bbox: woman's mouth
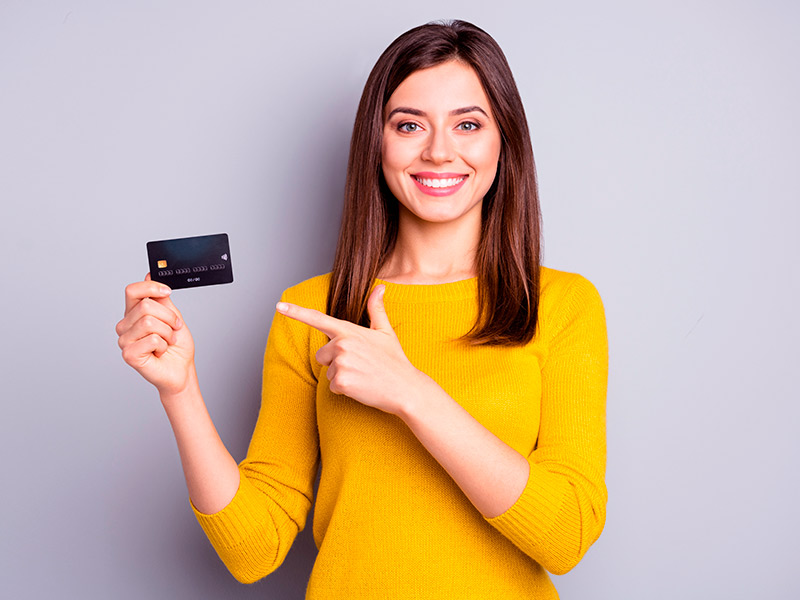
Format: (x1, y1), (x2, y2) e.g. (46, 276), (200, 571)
(411, 173), (468, 196)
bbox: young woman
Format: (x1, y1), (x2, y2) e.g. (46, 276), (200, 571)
(116, 20), (608, 599)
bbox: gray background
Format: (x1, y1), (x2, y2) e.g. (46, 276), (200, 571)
(1, 1), (798, 598)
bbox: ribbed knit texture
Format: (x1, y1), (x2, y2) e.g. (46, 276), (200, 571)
(192, 267), (608, 598)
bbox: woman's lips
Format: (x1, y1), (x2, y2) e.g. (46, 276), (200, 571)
(411, 172), (468, 196)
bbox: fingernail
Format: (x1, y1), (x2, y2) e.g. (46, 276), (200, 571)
(175, 317), (182, 328)
(161, 286), (172, 295)
(276, 302), (289, 313)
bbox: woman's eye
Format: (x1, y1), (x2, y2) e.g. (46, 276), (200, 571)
(398, 122), (420, 133)
(457, 121), (481, 132)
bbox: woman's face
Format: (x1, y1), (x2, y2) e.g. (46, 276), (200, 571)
(381, 61), (502, 229)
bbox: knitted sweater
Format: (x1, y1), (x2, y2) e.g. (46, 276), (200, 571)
(193, 267), (608, 599)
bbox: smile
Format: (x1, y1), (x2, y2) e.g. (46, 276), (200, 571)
(413, 176), (465, 188)
(411, 173), (468, 196)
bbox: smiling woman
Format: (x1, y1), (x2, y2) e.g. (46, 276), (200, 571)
(116, 19), (608, 600)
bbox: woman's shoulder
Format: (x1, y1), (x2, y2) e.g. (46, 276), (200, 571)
(280, 272), (332, 311)
(539, 266), (604, 321)
(536, 266), (607, 362)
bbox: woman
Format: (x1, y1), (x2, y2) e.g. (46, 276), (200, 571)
(116, 20), (608, 599)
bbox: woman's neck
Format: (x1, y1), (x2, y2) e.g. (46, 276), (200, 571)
(379, 212), (480, 285)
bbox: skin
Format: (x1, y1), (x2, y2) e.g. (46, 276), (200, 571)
(117, 61), (529, 518)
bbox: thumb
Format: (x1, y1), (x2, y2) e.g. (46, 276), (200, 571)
(367, 284), (393, 332)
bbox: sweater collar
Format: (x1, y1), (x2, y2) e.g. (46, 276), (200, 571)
(373, 277), (478, 303)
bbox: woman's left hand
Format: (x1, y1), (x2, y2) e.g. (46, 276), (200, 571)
(276, 285), (428, 415)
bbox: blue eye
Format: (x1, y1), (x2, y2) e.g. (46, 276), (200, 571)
(398, 122), (420, 133)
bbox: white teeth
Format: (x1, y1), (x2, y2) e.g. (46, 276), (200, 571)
(415, 176), (465, 188)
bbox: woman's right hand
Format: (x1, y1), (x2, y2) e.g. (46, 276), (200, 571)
(116, 275), (196, 397)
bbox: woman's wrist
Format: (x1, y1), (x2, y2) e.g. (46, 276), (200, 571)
(159, 366), (201, 411)
(394, 369), (441, 425)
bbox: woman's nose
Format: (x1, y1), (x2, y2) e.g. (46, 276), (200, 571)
(421, 128), (456, 164)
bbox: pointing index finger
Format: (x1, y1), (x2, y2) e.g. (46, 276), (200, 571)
(276, 302), (351, 339)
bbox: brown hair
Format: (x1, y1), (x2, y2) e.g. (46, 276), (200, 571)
(327, 20), (542, 346)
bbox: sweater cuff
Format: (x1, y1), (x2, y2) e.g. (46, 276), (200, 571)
(190, 473), (274, 550)
(484, 458), (570, 553)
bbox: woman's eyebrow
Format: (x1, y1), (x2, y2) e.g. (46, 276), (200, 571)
(386, 107), (425, 119)
(386, 105), (489, 120)
(450, 105), (488, 117)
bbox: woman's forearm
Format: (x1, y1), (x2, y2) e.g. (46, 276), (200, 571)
(397, 374), (530, 519)
(160, 368), (241, 515)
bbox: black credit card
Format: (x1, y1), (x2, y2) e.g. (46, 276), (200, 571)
(147, 233), (234, 290)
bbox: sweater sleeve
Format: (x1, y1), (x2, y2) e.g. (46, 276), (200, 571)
(191, 285), (321, 584)
(485, 274), (608, 575)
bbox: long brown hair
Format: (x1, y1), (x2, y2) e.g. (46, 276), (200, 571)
(327, 20), (542, 346)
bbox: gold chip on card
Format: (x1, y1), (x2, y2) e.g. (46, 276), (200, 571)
(157, 260), (168, 268)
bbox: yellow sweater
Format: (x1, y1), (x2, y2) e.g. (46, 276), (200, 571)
(193, 267), (608, 598)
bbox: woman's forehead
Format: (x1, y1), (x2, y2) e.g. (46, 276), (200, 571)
(384, 61), (492, 118)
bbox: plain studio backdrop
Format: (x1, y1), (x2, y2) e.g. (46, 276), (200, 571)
(1, 1), (798, 598)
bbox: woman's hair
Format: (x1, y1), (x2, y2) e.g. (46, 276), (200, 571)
(327, 20), (542, 346)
